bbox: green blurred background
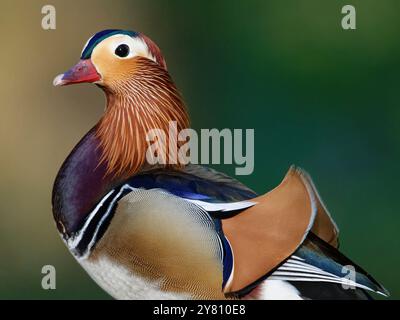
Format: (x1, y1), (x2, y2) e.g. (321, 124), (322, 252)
(0, 0), (399, 299)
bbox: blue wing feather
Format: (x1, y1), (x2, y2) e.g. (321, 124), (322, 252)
(270, 233), (389, 296)
(127, 165), (258, 203)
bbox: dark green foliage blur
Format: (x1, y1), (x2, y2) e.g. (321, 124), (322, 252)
(0, 0), (398, 299)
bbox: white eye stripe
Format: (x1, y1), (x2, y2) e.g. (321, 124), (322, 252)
(105, 35), (157, 62)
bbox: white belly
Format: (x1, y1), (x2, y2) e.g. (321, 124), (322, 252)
(79, 255), (191, 300)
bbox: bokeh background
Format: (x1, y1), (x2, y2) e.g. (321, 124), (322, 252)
(0, 0), (399, 299)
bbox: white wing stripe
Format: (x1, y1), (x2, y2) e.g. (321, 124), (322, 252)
(283, 260), (330, 273)
(267, 276), (373, 293)
(188, 199), (256, 212)
(278, 266), (340, 278)
(271, 271), (343, 280)
(290, 256), (305, 261)
(270, 257), (380, 293)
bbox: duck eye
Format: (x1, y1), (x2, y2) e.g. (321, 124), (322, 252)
(115, 44), (130, 58)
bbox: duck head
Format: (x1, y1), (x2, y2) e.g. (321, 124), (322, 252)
(53, 29), (167, 88)
(54, 29), (189, 178)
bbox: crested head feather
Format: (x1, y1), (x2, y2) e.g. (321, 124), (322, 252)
(81, 29), (167, 69)
(81, 29), (139, 59)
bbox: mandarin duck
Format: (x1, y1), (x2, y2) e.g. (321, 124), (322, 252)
(52, 29), (388, 300)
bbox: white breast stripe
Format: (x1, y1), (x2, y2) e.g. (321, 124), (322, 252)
(69, 184), (136, 257)
(67, 189), (115, 248)
(83, 184), (136, 258)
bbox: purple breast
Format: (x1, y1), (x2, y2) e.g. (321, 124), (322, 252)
(52, 127), (121, 238)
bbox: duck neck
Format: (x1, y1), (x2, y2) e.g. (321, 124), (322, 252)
(96, 60), (190, 178)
